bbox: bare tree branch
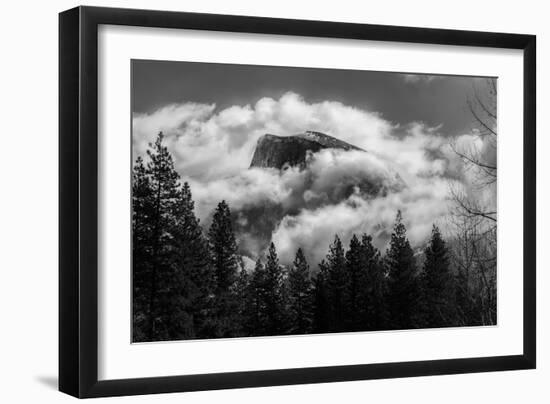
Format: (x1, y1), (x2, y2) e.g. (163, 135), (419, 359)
(467, 100), (498, 137)
(474, 89), (497, 121)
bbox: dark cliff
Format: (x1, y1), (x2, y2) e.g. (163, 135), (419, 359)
(249, 131), (364, 169)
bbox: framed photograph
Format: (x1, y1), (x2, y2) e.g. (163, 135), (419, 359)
(59, 6), (536, 398)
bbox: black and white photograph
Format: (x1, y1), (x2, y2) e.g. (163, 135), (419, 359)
(0, 0), (544, 401)
(131, 60), (497, 342)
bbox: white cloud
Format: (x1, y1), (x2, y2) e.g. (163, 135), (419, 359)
(132, 92), (397, 181)
(133, 92), (492, 266)
(271, 171), (456, 265)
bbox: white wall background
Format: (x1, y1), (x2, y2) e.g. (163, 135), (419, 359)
(0, 0), (546, 402)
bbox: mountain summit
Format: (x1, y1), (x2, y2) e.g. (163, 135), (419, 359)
(249, 131), (364, 169)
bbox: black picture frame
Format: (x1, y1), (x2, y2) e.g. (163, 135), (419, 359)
(59, 5), (536, 398)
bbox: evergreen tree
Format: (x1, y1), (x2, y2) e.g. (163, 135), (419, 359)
(209, 201), (239, 291)
(131, 134), (474, 340)
(132, 156), (153, 341)
(243, 259), (268, 336)
(312, 260), (330, 333)
(422, 225), (455, 327)
(138, 133), (183, 341)
(385, 211), (421, 329)
(234, 266), (250, 336)
(287, 248), (313, 334)
(172, 182), (215, 339)
(208, 200), (240, 337)
(263, 242), (285, 334)
(326, 235), (346, 331)
(361, 234), (388, 330)
(344, 235), (364, 331)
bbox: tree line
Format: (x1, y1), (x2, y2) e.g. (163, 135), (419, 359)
(133, 133), (496, 342)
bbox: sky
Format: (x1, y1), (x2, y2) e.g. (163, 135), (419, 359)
(133, 60), (492, 138)
(131, 60), (496, 268)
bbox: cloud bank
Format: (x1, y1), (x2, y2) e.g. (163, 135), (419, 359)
(133, 92), (492, 267)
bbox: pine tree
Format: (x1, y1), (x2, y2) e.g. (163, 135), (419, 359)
(385, 211), (421, 330)
(287, 248), (313, 334)
(243, 259), (268, 336)
(326, 235), (346, 331)
(361, 234), (387, 330)
(234, 266), (250, 337)
(132, 156), (153, 341)
(209, 201), (239, 292)
(263, 242), (285, 335)
(172, 182), (215, 339)
(344, 235), (364, 331)
(422, 225), (455, 327)
(312, 260), (330, 333)
(139, 132), (183, 341)
(208, 200), (240, 337)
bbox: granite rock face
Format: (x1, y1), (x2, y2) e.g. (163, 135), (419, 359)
(249, 131), (363, 169)
(239, 130), (405, 263)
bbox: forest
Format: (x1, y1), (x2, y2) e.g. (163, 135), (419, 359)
(132, 132), (497, 342)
